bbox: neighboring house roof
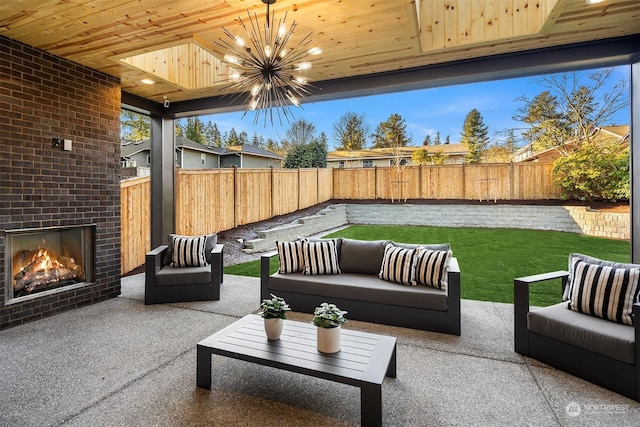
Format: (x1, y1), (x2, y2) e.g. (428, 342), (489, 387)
(224, 144), (283, 160)
(120, 139), (151, 158)
(513, 125), (629, 163)
(327, 144), (469, 160)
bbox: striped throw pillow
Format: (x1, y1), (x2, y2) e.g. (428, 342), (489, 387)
(566, 259), (640, 325)
(415, 249), (452, 290)
(378, 243), (418, 285)
(171, 235), (207, 267)
(277, 240), (305, 274)
(302, 240), (341, 275)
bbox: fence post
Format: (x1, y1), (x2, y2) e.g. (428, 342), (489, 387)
(233, 166), (238, 228)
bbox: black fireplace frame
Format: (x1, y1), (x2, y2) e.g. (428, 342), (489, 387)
(4, 224), (97, 305)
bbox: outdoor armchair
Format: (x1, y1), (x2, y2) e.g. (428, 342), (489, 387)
(145, 234), (223, 304)
(514, 254), (639, 402)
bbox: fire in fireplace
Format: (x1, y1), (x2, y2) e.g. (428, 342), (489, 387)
(5, 225), (96, 303)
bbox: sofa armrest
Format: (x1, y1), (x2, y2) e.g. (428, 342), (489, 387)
(513, 270), (568, 355)
(210, 244), (224, 287)
(260, 250), (279, 302)
(145, 245), (168, 302)
(447, 257), (461, 335)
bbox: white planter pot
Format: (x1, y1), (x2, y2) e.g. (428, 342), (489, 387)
(264, 318), (283, 340)
(317, 325), (341, 353)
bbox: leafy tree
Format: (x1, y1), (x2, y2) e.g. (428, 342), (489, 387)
(514, 90), (571, 152)
(120, 109), (150, 142)
(412, 148), (431, 165)
(514, 69), (628, 152)
(422, 134), (431, 146)
(286, 119), (317, 146)
(460, 109), (489, 163)
(283, 141), (327, 168)
(333, 112), (369, 150)
(553, 140), (629, 201)
(433, 131), (441, 145)
(371, 113), (411, 148)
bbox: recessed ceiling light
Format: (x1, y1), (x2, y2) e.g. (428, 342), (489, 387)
(585, 0), (606, 4)
(141, 78), (155, 85)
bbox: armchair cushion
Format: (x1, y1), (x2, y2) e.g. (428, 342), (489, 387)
(155, 265), (211, 286)
(565, 259), (640, 325)
(528, 302), (635, 364)
(170, 235), (207, 267)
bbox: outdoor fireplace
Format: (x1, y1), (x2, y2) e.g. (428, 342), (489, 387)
(4, 225), (96, 304)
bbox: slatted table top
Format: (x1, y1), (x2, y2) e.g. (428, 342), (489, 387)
(197, 314), (397, 386)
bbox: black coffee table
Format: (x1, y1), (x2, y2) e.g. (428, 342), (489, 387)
(197, 314), (397, 426)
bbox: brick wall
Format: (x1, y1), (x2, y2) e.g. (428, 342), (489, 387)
(0, 36), (122, 329)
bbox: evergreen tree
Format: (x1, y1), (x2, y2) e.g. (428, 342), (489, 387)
(371, 113), (411, 148)
(226, 128), (240, 146)
(238, 131), (249, 145)
(316, 131), (329, 149)
(212, 123), (223, 147)
(265, 138), (279, 154)
(422, 134), (431, 146)
(202, 121), (217, 147)
(514, 91), (571, 151)
(433, 131), (441, 145)
(445, 135), (450, 144)
(460, 109), (490, 163)
(184, 117), (206, 144)
(333, 112), (369, 150)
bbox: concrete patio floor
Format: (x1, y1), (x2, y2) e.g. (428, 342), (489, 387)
(1, 274), (638, 426)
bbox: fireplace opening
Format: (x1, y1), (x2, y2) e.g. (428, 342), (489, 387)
(5, 225), (96, 304)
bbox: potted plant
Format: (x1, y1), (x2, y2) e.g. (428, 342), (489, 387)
(313, 302), (348, 353)
(260, 294), (291, 340)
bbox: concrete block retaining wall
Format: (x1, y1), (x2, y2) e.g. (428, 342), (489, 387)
(243, 203), (629, 253)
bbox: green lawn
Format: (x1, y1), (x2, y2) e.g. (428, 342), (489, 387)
(225, 225), (630, 307)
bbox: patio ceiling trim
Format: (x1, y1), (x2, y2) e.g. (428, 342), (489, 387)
(134, 35), (640, 118)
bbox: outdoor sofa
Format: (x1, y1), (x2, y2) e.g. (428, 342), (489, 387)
(514, 253), (639, 401)
(261, 237), (461, 335)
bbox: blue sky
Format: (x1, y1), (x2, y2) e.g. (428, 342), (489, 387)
(201, 65), (630, 151)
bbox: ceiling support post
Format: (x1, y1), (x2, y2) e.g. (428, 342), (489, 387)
(150, 115), (175, 249)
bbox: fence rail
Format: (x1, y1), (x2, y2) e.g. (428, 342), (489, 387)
(120, 162), (560, 273)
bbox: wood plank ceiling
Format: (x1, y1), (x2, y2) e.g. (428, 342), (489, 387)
(1, 0), (638, 107)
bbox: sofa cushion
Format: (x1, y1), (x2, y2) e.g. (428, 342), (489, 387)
(277, 240), (305, 274)
(379, 243), (418, 286)
(565, 259), (639, 325)
(155, 265), (211, 286)
(392, 241), (451, 252)
(564, 253), (640, 301)
(164, 233), (217, 265)
(302, 239), (341, 275)
(170, 235), (207, 267)
(339, 238), (389, 275)
(269, 272), (448, 311)
(528, 303), (635, 364)
(415, 249), (452, 290)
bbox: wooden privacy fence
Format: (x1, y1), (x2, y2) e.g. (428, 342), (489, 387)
(120, 162), (560, 273)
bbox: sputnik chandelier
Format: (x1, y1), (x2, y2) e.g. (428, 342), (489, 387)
(216, 0), (322, 126)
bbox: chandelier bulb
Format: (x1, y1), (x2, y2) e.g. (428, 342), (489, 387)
(251, 83), (262, 96)
(250, 96), (261, 110)
(293, 76), (308, 84)
(224, 54), (241, 65)
(308, 46), (322, 55)
(294, 62), (312, 71)
(264, 45), (272, 58)
(234, 36), (245, 47)
(285, 90), (300, 107)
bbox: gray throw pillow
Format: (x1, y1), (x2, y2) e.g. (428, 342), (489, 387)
(339, 238), (389, 275)
(391, 241), (451, 252)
